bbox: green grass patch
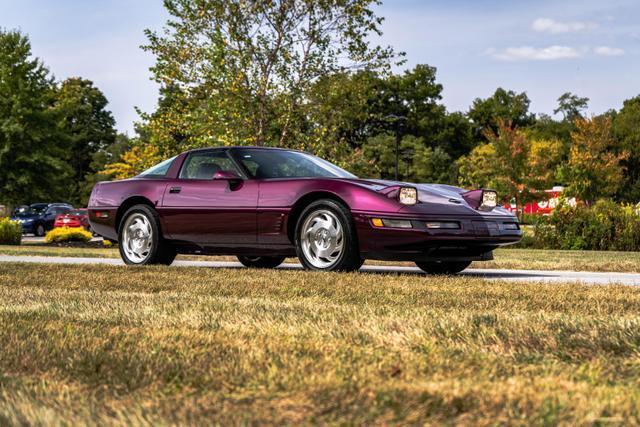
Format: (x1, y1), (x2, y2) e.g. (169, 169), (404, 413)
(1, 262), (640, 424)
(1, 245), (640, 272)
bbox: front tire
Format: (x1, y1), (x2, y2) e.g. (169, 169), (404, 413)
(118, 205), (176, 266)
(415, 260), (471, 275)
(237, 255), (286, 269)
(295, 199), (361, 272)
(35, 223), (45, 237)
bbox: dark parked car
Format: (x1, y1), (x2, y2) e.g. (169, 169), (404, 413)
(54, 208), (91, 231)
(12, 205), (29, 216)
(88, 147), (522, 273)
(11, 203), (74, 236)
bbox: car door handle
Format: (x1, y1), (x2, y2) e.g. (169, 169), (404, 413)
(169, 186), (182, 194)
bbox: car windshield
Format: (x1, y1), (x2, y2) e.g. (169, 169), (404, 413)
(233, 149), (356, 179)
(26, 204), (48, 215)
(69, 209), (86, 215)
(139, 156), (177, 177)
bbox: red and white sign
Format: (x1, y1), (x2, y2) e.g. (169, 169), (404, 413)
(504, 186), (577, 215)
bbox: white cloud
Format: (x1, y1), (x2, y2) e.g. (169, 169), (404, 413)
(532, 18), (598, 34)
(594, 46), (625, 56)
(490, 45), (585, 61)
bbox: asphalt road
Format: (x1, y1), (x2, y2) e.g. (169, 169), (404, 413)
(21, 235), (103, 243)
(1, 255), (639, 285)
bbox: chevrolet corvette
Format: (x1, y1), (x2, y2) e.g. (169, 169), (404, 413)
(88, 147), (522, 273)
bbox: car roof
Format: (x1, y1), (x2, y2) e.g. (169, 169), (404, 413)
(30, 203), (73, 208)
(186, 146), (300, 154)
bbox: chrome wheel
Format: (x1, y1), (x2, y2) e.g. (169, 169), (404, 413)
(122, 213), (153, 264)
(300, 209), (344, 269)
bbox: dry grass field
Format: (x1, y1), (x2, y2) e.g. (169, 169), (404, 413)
(1, 245), (640, 272)
(1, 262), (640, 424)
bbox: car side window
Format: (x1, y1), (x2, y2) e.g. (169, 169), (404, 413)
(179, 151), (241, 180)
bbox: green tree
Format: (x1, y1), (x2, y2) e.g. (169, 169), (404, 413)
(480, 122), (531, 210)
(457, 122), (563, 215)
(306, 65), (473, 164)
(53, 78), (117, 204)
(84, 133), (132, 198)
(142, 0), (398, 153)
(0, 29), (71, 206)
(527, 113), (574, 150)
(456, 143), (497, 189)
(468, 88), (534, 140)
(526, 137), (564, 192)
(561, 116), (627, 203)
(612, 95), (640, 201)
(305, 70), (379, 158)
(433, 112), (475, 159)
(554, 92), (589, 122)
(351, 134), (453, 183)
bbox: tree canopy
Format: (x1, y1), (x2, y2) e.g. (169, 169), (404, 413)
(53, 77), (117, 203)
(2, 16), (640, 211)
(142, 0), (399, 153)
(468, 88), (534, 140)
(0, 29), (70, 205)
(554, 92), (589, 122)
(0, 29), (117, 207)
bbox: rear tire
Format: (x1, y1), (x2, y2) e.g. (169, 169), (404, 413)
(237, 255), (286, 269)
(415, 260), (471, 275)
(295, 199), (361, 272)
(35, 224), (45, 237)
(118, 204), (176, 266)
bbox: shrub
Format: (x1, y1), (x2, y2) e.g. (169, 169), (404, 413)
(519, 200), (640, 251)
(45, 227), (92, 244)
(0, 218), (22, 245)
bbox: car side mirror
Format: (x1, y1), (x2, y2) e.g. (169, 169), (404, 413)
(213, 170), (243, 189)
(213, 170), (242, 181)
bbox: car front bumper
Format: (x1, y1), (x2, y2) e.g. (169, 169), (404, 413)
(353, 212), (522, 262)
(16, 222), (36, 234)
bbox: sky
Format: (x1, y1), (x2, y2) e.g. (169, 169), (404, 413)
(2, 0), (638, 134)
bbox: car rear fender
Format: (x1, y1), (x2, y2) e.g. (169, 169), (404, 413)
(115, 196), (157, 233)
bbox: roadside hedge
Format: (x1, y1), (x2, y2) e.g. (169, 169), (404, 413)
(0, 218), (22, 245)
(45, 227), (92, 244)
(519, 200), (640, 251)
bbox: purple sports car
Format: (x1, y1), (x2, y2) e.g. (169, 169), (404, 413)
(88, 147), (521, 273)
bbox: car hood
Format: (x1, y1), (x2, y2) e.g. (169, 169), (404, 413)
(12, 214), (40, 220)
(342, 178), (514, 217)
(343, 178), (466, 200)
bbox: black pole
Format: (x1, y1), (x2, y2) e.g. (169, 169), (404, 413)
(395, 124), (400, 181)
(384, 114), (406, 182)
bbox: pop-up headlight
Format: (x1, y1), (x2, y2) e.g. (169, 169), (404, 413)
(481, 190), (498, 210)
(398, 187), (418, 205)
(462, 189), (498, 211)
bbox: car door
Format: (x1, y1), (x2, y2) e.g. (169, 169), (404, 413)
(43, 207), (60, 230)
(160, 150), (258, 246)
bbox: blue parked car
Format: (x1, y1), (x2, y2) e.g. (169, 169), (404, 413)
(11, 203), (73, 236)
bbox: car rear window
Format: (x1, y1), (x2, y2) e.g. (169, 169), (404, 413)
(139, 156), (177, 177)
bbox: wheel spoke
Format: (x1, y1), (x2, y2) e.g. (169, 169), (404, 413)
(299, 209), (345, 269)
(122, 212), (153, 264)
